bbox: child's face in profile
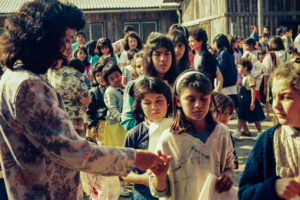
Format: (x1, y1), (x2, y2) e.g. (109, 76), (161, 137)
(141, 92), (168, 122)
(95, 71), (106, 86)
(272, 78), (300, 129)
(135, 58), (145, 76)
(107, 71), (122, 88)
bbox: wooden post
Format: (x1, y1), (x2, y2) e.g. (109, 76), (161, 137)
(257, 0), (263, 34)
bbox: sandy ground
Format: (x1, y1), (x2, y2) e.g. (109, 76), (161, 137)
(119, 108), (275, 199)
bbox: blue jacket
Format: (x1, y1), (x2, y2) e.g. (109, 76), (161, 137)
(238, 124), (283, 200)
(216, 48), (237, 88)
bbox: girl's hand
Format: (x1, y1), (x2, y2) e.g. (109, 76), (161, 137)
(250, 103), (255, 111)
(151, 150), (171, 179)
(215, 174), (233, 193)
(276, 176), (300, 200)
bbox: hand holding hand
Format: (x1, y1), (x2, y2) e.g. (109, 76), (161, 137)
(134, 149), (165, 171)
(151, 150), (171, 179)
(276, 176), (300, 200)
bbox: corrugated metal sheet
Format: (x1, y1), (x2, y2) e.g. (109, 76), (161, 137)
(0, 0), (179, 14)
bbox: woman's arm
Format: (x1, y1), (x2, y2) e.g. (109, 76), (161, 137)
(214, 69), (223, 92)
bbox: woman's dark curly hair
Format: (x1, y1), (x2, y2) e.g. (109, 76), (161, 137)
(132, 76), (172, 123)
(0, 0), (85, 74)
(122, 31), (143, 51)
(95, 37), (114, 57)
(144, 34), (179, 85)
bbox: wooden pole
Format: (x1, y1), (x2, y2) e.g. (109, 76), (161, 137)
(258, 0), (263, 34)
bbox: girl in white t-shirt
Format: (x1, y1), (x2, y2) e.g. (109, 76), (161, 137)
(150, 70), (234, 199)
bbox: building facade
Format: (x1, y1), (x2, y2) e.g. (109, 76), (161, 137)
(0, 0), (180, 43)
(180, 0), (300, 44)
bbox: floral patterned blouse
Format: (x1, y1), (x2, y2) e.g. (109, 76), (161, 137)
(0, 67), (135, 200)
(47, 66), (89, 120)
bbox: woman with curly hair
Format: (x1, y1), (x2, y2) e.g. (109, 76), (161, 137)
(0, 0), (166, 199)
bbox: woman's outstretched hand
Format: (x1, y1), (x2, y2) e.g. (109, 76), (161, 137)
(134, 149), (166, 171)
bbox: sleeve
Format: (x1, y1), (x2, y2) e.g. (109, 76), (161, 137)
(104, 88), (121, 122)
(238, 134), (282, 200)
(112, 54), (118, 65)
(124, 128), (137, 148)
(121, 81), (137, 131)
(262, 55), (272, 76)
(76, 74), (89, 99)
(86, 90), (98, 128)
(247, 76), (255, 88)
(16, 80), (135, 176)
(149, 175), (170, 198)
(119, 51), (127, 65)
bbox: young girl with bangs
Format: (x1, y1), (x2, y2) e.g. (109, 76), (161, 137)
(121, 33), (179, 131)
(91, 37), (118, 68)
(167, 30), (190, 73)
(122, 76), (172, 200)
(150, 70), (234, 199)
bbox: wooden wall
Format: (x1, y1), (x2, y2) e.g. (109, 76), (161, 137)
(84, 10), (178, 42)
(227, 0), (300, 38)
(181, 0), (300, 42)
(181, 0), (227, 44)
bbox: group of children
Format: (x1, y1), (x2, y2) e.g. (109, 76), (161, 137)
(64, 24), (299, 200)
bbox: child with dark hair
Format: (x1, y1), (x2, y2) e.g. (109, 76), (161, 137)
(72, 31), (86, 53)
(121, 34), (179, 131)
(122, 76), (172, 200)
(91, 37), (118, 67)
(242, 38), (258, 64)
(102, 64), (127, 147)
(86, 62), (108, 143)
(86, 40), (97, 61)
(74, 45), (93, 87)
(211, 92), (239, 169)
(233, 58), (265, 139)
(188, 28), (223, 92)
(167, 30), (190, 72)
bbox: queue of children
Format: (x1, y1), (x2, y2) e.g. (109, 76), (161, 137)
(18, 22), (297, 200)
